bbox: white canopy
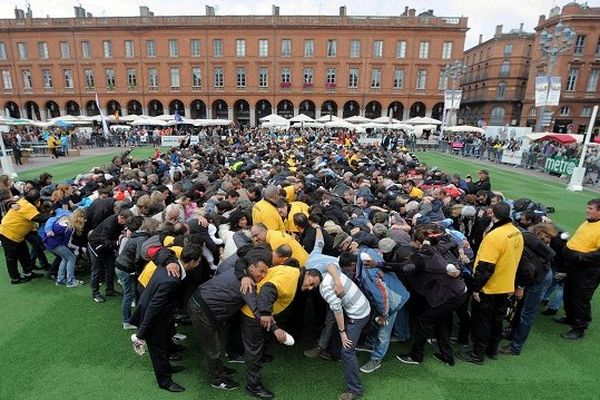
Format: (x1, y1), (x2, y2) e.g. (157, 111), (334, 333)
(388, 123), (415, 131)
(152, 113), (177, 121)
(110, 125), (131, 131)
(131, 118), (170, 127)
(120, 114), (145, 122)
(261, 120), (290, 128)
(445, 125), (486, 134)
(316, 114), (342, 123)
(259, 113), (288, 123)
(361, 122), (388, 130)
(344, 115), (372, 124)
(372, 116), (402, 124)
(323, 119), (359, 130)
(289, 114), (315, 123)
(406, 116), (443, 125)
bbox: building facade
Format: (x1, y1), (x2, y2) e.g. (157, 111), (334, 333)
(459, 25), (535, 127)
(520, 3), (600, 134)
(0, 7), (467, 126)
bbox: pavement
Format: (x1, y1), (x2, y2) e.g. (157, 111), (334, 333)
(3, 147), (123, 175)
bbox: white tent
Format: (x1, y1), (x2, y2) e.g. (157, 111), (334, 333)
(372, 116), (402, 124)
(289, 114), (315, 123)
(261, 120), (290, 129)
(110, 125), (131, 131)
(344, 115), (372, 124)
(152, 113), (176, 121)
(316, 114), (342, 123)
(406, 116), (443, 125)
(445, 125), (486, 134)
(412, 125), (438, 137)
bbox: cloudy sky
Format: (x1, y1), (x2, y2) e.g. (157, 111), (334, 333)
(1, 0), (598, 48)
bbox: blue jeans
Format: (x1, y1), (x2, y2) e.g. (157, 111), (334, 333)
(510, 270), (553, 353)
(341, 315), (369, 395)
(392, 306), (411, 341)
(369, 290), (410, 360)
(115, 268), (134, 323)
(51, 245), (76, 285)
(543, 274), (564, 311)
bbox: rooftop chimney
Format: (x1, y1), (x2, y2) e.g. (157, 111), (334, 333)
(74, 6), (86, 18)
(403, 6), (409, 16)
(495, 24), (503, 36)
(272, 5), (280, 16)
(408, 8), (416, 17)
(205, 5), (215, 16)
(339, 6), (346, 17)
(14, 7), (25, 19)
(139, 6), (154, 17)
(519, 22), (524, 32)
(479, 34), (483, 44)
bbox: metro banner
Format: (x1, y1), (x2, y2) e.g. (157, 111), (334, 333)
(544, 155), (577, 176)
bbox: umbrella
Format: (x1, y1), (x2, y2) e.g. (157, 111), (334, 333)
(0, 118), (34, 126)
(152, 113), (175, 121)
(372, 116), (402, 124)
(445, 125), (486, 134)
(316, 114), (342, 123)
(289, 114), (315, 123)
(361, 122), (388, 130)
(323, 120), (358, 130)
(388, 123), (415, 131)
(344, 115), (372, 124)
(259, 113), (288, 123)
(405, 116), (443, 125)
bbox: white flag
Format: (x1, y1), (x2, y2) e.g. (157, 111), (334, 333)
(95, 92), (110, 139)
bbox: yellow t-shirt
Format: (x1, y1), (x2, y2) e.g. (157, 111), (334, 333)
(474, 223), (524, 294)
(0, 198), (39, 242)
(267, 229), (309, 267)
(409, 186), (424, 200)
(283, 185), (295, 203)
(241, 266), (300, 318)
(252, 199), (285, 232)
(138, 241), (181, 288)
(285, 201), (309, 233)
(567, 221), (600, 253)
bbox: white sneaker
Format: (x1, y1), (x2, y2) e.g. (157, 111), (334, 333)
(172, 333), (187, 341)
(67, 280), (85, 288)
(123, 322), (137, 330)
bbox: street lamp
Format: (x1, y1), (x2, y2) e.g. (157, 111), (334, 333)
(441, 60), (465, 133)
(534, 21), (576, 132)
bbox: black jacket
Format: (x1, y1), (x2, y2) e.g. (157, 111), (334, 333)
(115, 231), (151, 273)
(85, 197), (115, 234)
(130, 266), (182, 340)
(88, 214), (122, 253)
(515, 231), (555, 287)
(192, 268), (258, 321)
(405, 244), (467, 308)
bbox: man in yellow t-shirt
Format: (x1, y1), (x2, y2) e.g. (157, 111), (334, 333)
(402, 180), (424, 200)
(250, 223), (309, 267)
(560, 198), (600, 340)
(0, 190), (48, 283)
(240, 265), (301, 398)
(252, 185), (285, 232)
(457, 202), (523, 364)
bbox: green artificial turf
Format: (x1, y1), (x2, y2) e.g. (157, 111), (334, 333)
(1, 149), (599, 400)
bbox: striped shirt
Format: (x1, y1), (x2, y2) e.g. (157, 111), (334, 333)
(320, 273), (371, 320)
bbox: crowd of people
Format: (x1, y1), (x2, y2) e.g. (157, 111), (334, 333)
(1, 128), (599, 400)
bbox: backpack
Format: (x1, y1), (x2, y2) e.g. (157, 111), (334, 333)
(137, 235), (163, 263)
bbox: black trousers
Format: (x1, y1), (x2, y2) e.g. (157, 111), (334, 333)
(226, 312), (244, 358)
(411, 293), (468, 362)
(241, 314), (266, 388)
(564, 266), (600, 332)
(1, 234), (33, 280)
(186, 297), (227, 383)
(26, 231), (51, 269)
(146, 332), (173, 388)
(471, 293), (508, 359)
(88, 245), (115, 296)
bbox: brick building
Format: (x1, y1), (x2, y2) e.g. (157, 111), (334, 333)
(520, 3), (600, 134)
(458, 25), (535, 127)
(0, 6), (467, 126)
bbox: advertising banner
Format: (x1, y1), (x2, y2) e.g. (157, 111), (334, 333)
(161, 135), (200, 147)
(444, 89), (462, 110)
(544, 155), (577, 176)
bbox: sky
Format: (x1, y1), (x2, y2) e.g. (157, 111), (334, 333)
(1, 0), (599, 49)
